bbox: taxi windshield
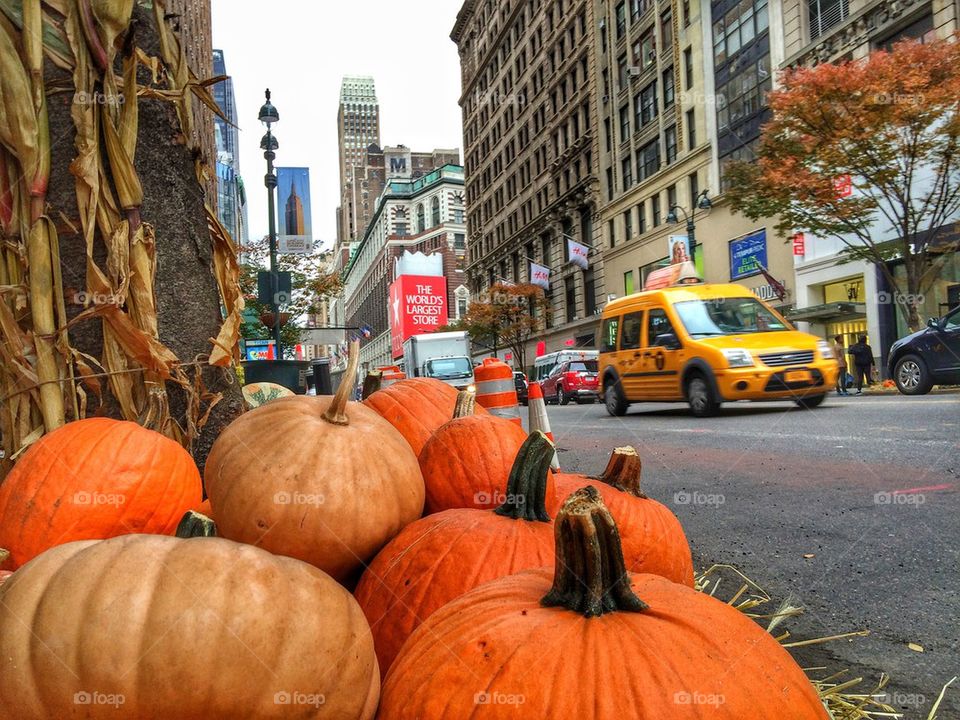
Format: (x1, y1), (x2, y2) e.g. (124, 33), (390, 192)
(673, 297), (790, 336)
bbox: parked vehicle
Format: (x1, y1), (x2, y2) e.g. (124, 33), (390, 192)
(513, 371), (529, 405)
(887, 305), (960, 395)
(533, 350), (600, 405)
(598, 283), (839, 417)
(403, 332), (474, 390)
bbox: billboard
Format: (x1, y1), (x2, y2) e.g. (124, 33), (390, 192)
(276, 167), (313, 254)
(389, 275), (449, 359)
(729, 229), (767, 280)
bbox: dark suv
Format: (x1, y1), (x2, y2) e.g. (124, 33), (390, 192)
(887, 305), (960, 394)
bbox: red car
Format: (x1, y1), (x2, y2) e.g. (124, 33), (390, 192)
(542, 359), (600, 405)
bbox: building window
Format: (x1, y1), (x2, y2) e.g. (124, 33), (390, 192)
(683, 47), (693, 90)
(608, 218), (616, 248)
(683, 0), (691, 26)
(624, 270), (635, 295)
(631, 0), (648, 21)
(638, 139), (660, 181)
(454, 208), (465, 223)
(667, 184), (677, 214)
(652, 194), (661, 226)
(624, 208), (633, 239)
(686, 108), (696, 149)
(616, 1), (627, 38)
(431, 197), (441, 226)
(396, 222), (408, 236)
(638, 201), (646, 234)
(565, 276), (577, 322)
(640, 81), (658, 125)
(809, 0), (848, 40)
(604, 117), (613, 151)
(584, 268), (597, 316)
(665, 125), (678, 164)
(661, 9), (673, 49)
(454, 233), (466, 249)
(618, 54), (629, 90)
(622, 156), (633, 189)
(663, 67), (675, 108)
(619, 104), (631, 140)
(606, 167), (615, 201)
(689, 172), (699, 205)
(639, 30), (655, 70)
(416, 204), (425, 233)
(714, 0), (769, 65)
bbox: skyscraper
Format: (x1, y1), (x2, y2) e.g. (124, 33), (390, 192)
(336, 76), (381, 263)
(285, 178), (306, 236)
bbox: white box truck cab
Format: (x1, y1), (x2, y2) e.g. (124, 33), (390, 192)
(403, 331), (475, 390)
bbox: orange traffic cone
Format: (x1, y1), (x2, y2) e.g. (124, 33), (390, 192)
(527, 381), (560, 470)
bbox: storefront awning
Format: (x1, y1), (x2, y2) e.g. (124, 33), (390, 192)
(786, 302), (866, 321)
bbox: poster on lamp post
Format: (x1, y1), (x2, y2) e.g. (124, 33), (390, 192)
(276, 167), (314, 254)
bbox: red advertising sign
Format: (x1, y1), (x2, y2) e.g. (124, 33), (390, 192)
(833, 175), (853, 198)
(389, 275), (449, 359)
(792, 232), (806, 256)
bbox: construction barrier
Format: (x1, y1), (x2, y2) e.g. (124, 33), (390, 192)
(528, 381), (560, 470)
(474, 358), (521, 425)
(376, 365), (406, 389)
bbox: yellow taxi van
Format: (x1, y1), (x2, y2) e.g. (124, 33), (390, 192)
(599, 282), (839, 417)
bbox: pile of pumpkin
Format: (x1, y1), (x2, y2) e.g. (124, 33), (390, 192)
(0, 343), (831, 719)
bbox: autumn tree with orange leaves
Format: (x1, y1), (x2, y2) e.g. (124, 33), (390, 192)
(726, 35), (960, 331)
(440, 283), (549, 371)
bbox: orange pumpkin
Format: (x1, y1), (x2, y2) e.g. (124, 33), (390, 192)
(0, 534), (379, 719)
(379, 487), (829, 720)
(0, 418), (201, 570)
(548, 446), (694, 585)
(205, 341), (424, 584)
(355, 432), (556, 677)
(418, 391), (528, 513)
(364, 377), (487, 456)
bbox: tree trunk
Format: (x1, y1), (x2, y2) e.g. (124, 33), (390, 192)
(44, 5), (243, 473)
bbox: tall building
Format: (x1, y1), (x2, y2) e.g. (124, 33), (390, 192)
(284, 178), (306, 235)
(211, 48), (247, 243)
(336, 77), (382, 265)
(342, 165), (469, 370)
(777, 0), (960, 362)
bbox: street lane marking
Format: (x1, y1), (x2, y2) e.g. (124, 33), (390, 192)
(891, 483), (953, 495)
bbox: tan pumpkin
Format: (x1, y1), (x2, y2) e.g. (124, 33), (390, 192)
(0, 534), (379, 719)
(204, 341), (424, 584)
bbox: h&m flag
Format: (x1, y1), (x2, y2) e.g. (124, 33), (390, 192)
(757, 262), (787, 301)
(530, 262), (550, 290)
(567, 238), (589, 269)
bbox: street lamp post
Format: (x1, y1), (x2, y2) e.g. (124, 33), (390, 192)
(667, 189), (713, 251)
(259, 89), (282, 359)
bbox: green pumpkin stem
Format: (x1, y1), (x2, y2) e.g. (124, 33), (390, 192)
(322, 339), (360, 425)
(361, 371), (382, 400)
(594, 446), (645, 498)
(176, 511), (217, 538)
(541, 486), (648, 617)
(493, 431), (553, 522)
(452, 389), (476, 418)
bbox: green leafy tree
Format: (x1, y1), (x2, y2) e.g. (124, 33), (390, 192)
(725, 35), (960, 331)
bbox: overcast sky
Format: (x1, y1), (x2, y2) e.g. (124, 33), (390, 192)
(210, 0), (466, 250)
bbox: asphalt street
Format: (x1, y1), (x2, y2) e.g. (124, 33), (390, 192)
(541, 391), (959, 718)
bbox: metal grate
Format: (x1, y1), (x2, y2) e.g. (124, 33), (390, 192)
(809, 0), (849, 40)
(759, 350), (815, 367)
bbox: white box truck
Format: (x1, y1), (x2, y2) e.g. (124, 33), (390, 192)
(403, 331), (474, 390)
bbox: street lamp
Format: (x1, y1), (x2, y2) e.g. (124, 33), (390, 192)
(666, 189), (712, 248)
(259, 89), (283, 359)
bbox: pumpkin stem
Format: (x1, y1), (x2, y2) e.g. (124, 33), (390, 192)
(594, 446), (645, 497)
(541, 486), (648, 617)
(452, 389), (476, 418)
(361, 370), (382, 400)
(0, 548), (9, 568)
(175, 511), (217, 538)
(322, 339), (360, 425)
(493, 431), (553, 522)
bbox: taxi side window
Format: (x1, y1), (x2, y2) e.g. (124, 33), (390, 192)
(600, 317), (620, 352)
(620, 312), (643, 350)
(647, 308), (676, 347)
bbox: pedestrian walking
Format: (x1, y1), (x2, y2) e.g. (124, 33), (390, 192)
(833, 335), (849, 395)
(847, 335), (874, 395)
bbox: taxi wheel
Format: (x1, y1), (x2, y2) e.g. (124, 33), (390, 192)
(604, 380), (628, 417)
(686, 374), (720, 418)
(795, 393), (826, 409)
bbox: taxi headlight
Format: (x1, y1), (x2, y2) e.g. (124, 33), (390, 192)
(721, 348), (754, 368)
